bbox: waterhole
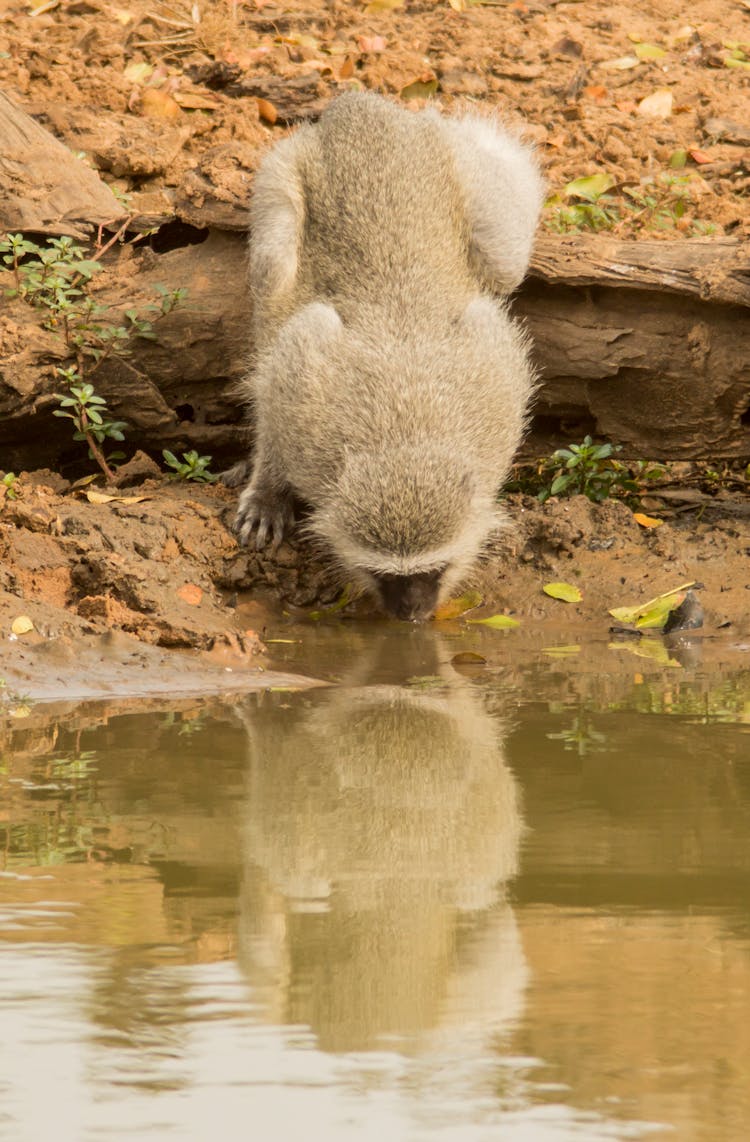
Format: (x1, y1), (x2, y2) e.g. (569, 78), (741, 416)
(1, 624), (748, 1141)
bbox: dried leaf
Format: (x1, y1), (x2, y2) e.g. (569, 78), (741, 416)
(451, 651), (487, 665)
(86, 490), (148, 504)
(357, 34), (387, 52)
(124, 61), (154, 84)
(448, 0), (466, 10)
(257, 98), (278, 125)
(583, 84), (608, 102)
(466, 614), (520, 630)
(140, 87), (181, 120)
(11, 615), (34, 635)
(637, 88), (673, 119)
(688, 148), (712, 164)
(543, 582), (583, 603)
(177, 583), (203, 606)
(600, 55), (641, 71)
(433, 589), (482, 620)
(400, 76), (439, 100)
(339, 55), (354, 79)
(633, 512), (663, 528)
(365, 0), (403, 11)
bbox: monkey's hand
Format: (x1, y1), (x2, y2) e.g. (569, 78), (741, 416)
(234, 481), (294, 551)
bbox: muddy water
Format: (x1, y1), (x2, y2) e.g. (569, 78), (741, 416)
(1, 625), (749, 1142)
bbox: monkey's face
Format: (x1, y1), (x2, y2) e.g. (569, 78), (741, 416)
(370, 567), (445, 622)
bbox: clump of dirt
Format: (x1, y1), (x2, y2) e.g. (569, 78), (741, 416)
(2, 468), (749, 703)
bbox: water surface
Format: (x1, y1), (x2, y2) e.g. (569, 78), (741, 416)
(2, 625), (749, 1141)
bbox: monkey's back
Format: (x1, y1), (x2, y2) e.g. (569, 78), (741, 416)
(294, 93), (477, 326)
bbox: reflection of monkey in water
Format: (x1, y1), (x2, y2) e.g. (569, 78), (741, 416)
(237, 634), (526, 1054)
(232, 91), (543, 620)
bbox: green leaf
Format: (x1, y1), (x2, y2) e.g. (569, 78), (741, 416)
(543, 582), (583, 603)
(563, 172), (617, 202)
(466, 614), (520, 629)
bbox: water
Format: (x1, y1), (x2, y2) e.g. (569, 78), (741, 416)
(1, 625), (749, 1141)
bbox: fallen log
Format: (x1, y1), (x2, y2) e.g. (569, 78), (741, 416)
(0, 92), (126, 238)
(0, 228), (748, 471)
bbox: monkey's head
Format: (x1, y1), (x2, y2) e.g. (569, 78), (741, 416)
(309, 446), (501, 621)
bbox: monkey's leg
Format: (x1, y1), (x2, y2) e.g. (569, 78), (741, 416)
(439, 115), (544, 294)
(234, 450), (294, 551)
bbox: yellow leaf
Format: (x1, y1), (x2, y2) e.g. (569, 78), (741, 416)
(634, 42), (667, 60)
(11, 615), (35, 635)
(365, 0), (403, 11)
(448, 0), (465, 9)
(400, 77), (439, 100)
(543, 582), (583, 603)
(608, 581), (695, 628)
(633, 512), (663, 528)
(466, 614), (520, 629)
(433, 590), (483, 620)
(637, 88), (673, 119)
(10, 704), (33, 719)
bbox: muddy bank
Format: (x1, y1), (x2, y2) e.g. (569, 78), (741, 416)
(2, 466), (749, 705)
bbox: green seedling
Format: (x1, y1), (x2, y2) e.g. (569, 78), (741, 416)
(162, 449), (218, 483)
(1, 472), (19, 500)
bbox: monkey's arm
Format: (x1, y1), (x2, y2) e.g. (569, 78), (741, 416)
(234, 445), (295, 551)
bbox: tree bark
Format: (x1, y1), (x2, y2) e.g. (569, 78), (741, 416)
(0, 229), (748, 470)
(0, 92), (126, 238)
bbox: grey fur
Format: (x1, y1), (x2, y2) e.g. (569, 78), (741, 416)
(235, 91), (543, 617)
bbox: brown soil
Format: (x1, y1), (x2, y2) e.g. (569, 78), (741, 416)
(2, 462), (749, 704)
(2, 0), (749, 236)
(1, 0), (749, 699)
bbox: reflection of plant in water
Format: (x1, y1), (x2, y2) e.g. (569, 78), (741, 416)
(50, 751), (98, 780)
(623, 678), (750, 725)
(548, 712), (608, 756)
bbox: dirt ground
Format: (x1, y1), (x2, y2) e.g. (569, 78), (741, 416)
(2, 0), (749, 235)
(1, 0), (749, 699)
(1, 460), (749, 704)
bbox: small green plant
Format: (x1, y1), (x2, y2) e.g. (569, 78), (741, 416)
(53, 375), (128, 482)
(162, 449), (217, 483)
(539, 436), (632, 503)
(1, 472), (19, 500)
(0, 231), (187, 480)
(546, 173), (620, 234)
(545, 170), (716, 237)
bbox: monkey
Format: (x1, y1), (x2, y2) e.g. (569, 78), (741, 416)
(233, 90), (543, 620)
